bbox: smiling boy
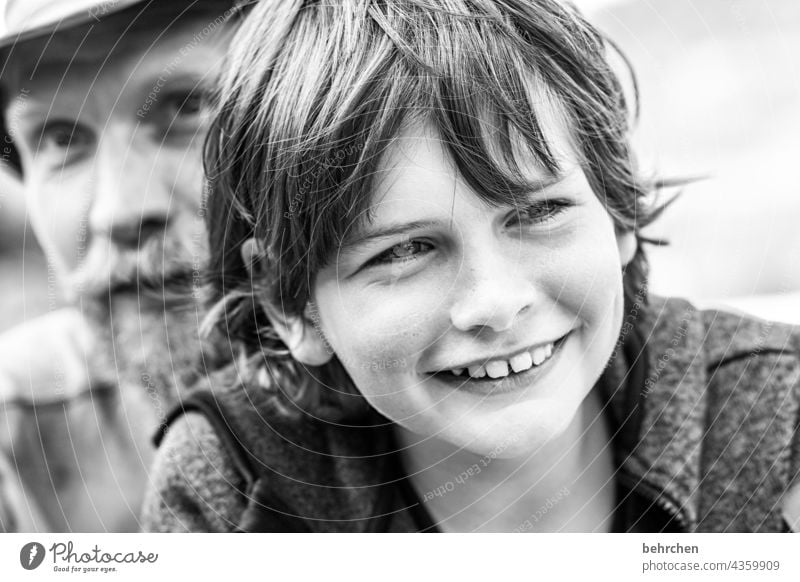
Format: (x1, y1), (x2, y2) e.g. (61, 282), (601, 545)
(144, 0), (800, 533)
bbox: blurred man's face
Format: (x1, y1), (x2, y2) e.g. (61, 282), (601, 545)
(2, 11), (235, 402)
(4, 13), (231, 307)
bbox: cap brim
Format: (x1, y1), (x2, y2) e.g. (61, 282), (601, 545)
(0, 0), (143, 51)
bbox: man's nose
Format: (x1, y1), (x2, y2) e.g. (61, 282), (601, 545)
(88, 132), (171, 250)
(449, 244), (540, 333)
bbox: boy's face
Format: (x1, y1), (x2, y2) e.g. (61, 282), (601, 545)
(311, 116), (635, 459)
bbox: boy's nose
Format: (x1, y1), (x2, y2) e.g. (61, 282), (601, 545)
(449, 251), (538, 333)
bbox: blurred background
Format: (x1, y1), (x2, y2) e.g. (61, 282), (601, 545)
(591, 0), (800, 323)
(0, 0), (798, 330)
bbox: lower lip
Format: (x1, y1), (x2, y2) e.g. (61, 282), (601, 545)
(426, 333), (571, 397)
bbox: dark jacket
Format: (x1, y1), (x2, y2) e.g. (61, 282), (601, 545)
(141, 296), (800, 532)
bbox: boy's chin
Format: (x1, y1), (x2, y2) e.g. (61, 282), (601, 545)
(457, 433), (553, 461)
(450, 407), (581, 460)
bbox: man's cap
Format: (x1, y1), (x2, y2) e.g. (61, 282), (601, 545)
(0, 0), (145, 50)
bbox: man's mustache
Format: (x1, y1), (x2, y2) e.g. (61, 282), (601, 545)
(63, 234), (205, 306)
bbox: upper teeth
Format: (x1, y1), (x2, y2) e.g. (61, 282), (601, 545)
(448, 342), (555, 379)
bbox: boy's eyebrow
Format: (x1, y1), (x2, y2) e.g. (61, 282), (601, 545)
(342, 220), (441, 252)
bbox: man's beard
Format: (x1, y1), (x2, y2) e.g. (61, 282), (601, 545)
(84, 291), (208, 422)
(72, 234), (214, 420)
(63, 222), (205, 306)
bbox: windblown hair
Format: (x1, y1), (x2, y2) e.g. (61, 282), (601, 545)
(204, 0), (669, 419)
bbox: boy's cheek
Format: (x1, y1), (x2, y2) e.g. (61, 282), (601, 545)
(337, 325), (421, 377)
(339, 343), (420, 414)
(549, 231), (625, 293)
(331, 282), (445, 340)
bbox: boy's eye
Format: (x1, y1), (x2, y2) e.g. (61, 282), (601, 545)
(367, 239), (433, 267)
(506, 198), (571, 227)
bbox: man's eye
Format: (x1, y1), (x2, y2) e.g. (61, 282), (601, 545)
(368, 240), (433, 267)
(34, 121), (94, 166)
(506, 199), (571, 227)
(162, 90), (209, 130)
(40, 121), (92, 151)
(170, 91), (204, 117)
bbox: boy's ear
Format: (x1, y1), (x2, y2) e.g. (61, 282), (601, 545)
(616, 230), (637, 267)
(269, 314), (334, 366)
(241, 237), (266, 277)
(240, 238), (333, 366)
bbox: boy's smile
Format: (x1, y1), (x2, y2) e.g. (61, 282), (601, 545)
(425, 330), (572, 395)
(307, 114), (635, 459)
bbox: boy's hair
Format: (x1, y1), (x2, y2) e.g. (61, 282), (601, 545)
(204, 0), (666, 418)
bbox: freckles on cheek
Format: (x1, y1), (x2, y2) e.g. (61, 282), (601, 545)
(350, 303), (426, 360)
(326, 283), (443, 376)
(313, 301), (384, 364)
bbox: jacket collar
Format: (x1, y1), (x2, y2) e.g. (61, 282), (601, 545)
(602, 295), (721, 530)
(603, 295), (799, 532)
